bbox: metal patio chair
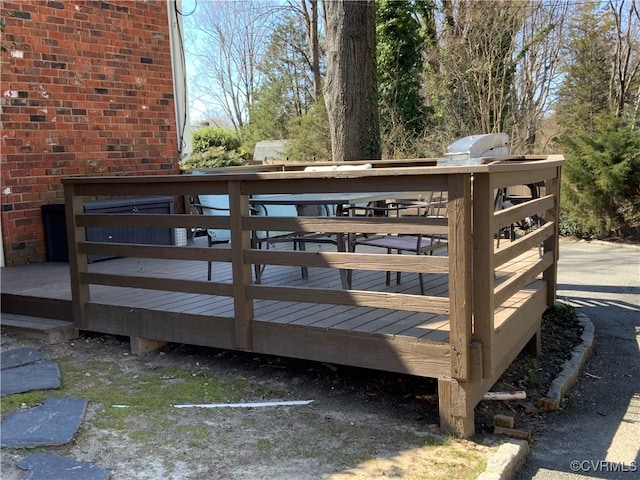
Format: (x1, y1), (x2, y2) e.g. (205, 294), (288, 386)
(350, 191), (449, 294)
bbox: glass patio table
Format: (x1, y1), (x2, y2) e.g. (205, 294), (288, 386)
(249, 192), (421, 288)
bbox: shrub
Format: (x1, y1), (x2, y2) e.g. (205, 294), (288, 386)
(286, 102), (331, 161)
(192, 127), (241, 154)
(560, 113), (640, 238)
(180, 146), (245, 170)
(558, 212), (583, 238)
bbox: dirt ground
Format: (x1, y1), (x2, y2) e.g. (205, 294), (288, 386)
(475, 304), (584, 434)
(0, 305), (582, 479)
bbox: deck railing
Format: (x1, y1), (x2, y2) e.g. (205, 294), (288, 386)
(63, 155), (564, 386)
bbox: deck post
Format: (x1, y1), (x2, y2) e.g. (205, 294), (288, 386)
(228, 181), (254, 351)
(447, 174), (472, 381)
(64, 183), (89, 329)
(472, 172), (495, 379)
(543, 166), (561, 308)
(438, 377), (475, 437)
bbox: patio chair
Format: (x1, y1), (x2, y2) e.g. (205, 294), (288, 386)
(190, 194), (232, 281)
(251, 195), (338, 284)
(350, 191), (448, 294)
(192, 191), (335, 283)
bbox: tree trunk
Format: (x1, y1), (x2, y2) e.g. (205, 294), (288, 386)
(300, 1), (322, 102)
(324, 0), (380, 161)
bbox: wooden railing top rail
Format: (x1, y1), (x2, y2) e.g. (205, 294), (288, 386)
(62, 155), (564, 187)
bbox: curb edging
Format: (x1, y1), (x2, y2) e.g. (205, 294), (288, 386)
(477, 439), (530, 480)
(545, 311), (594, 407)
(476, 308), (595, 480)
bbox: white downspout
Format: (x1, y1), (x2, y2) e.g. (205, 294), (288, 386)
(167, 0), (192, 164)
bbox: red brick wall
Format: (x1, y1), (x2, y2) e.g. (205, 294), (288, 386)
(1, 0), (179, 266)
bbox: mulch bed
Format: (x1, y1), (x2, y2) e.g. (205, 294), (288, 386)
(474, 304), (583, 434)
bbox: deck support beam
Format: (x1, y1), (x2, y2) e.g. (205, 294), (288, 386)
(65, 184), (90, 330)
(438, 341), (483, 437)
(438, 377), (475, 438)
(229, 181), (254, 351)
(543, 166), (561, 308)
(130, 337), (167, 355)
(472, 173), (495, 379)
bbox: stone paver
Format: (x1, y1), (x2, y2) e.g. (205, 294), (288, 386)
(0, 347), (45, 370)
(17, 453), (111, 480)
(0, 361), (61, 396)
(1, 396), (88, 448)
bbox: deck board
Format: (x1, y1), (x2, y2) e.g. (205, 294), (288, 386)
(2, 239), (546, 350)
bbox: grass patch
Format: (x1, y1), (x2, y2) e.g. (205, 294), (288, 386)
(1, 337), (495, 480)
(1, 355), (285, 432)
(176, 424), (210, 441)
(57, 360), (252, 424)
(0, 390), (48, 415)
(256, 438), (273, 454)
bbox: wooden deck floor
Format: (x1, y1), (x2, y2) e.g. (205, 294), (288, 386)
(1, 238), (455, 341)
(1, 237), (542, 347)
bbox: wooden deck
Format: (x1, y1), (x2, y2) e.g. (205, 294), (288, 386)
(1, 236), (544, 378)
(1, 156), (564, 437)
(1, 237), (541, 340)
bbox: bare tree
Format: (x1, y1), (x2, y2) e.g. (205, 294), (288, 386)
(509, 1), (570, 153)
(435, 1), (525, 138)
(324, 0), (380, 161)
(299, 0), (322, 101)
(420, 0), (572, 153)
(185, 0), (279, 129)
(608, 0), (640, 117)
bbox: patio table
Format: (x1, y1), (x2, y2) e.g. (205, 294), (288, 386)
(249, 192), (420, 288)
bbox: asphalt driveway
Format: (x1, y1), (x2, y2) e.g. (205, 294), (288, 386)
(516, 240), (640, 480)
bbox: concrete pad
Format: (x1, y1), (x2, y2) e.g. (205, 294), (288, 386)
(1, 361), (61, 396)
(17, 453), (110, 480)
(0, 397), (88, 448)
(1, 347), (46, 370)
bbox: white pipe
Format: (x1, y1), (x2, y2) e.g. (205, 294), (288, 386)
(174, 400), (314, 409)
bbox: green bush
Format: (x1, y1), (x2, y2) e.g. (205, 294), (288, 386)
(180, 146), (245, 170)
(192, 127), (242, 154)
(286, 101), (331, 161)
(558, 212), (583, 238)
(560, 113), (640, 238)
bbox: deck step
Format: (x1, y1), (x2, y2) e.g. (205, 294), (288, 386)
(1, 293), (72, 321)
(1, 313), (78, 344)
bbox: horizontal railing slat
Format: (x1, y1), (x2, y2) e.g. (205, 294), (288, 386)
(247, 285), (450, 314)
(491, 195), (555, 232)
(489, 166), (559, 189)
(245, 250), (450, 275)
(81, 272), (234, 296)
(494, 222), (554, 268)
(493, 251), (554, 307)
(77, 213), (229, 230)
(76, 213), (448, 236)
(79, 242), (232, 262)
(245, 215), (449, 236)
